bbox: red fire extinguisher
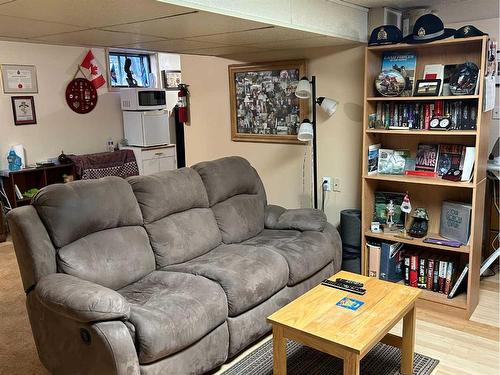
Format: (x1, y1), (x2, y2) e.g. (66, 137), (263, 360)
(177, 84), (189, 123)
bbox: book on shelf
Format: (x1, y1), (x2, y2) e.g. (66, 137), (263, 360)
(440, 201), (472, 245)
(379, 242), (404, 282)
(367, 243), (382, 278)
(448, 263), (468, 299)
(418, 256), (427, 289)
(423, 64), (444, 95)
(405, 170), (437, 177)
(381, 51), (416, 97)
(437, 144), (465, 176)
(409, 254), (418, 287)
(426, 256), (435, 290)
(368, 144), (381, 175)
(377, 148), (410, 175)
(415, 143), (439, 172)
(403, 255), (410, 285)
(461, 147), (475, 182)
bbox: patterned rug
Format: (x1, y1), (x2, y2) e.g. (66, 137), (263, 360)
(222, 340), (439, 375)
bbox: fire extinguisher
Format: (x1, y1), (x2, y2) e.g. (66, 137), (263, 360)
(177, 84), (189, 123)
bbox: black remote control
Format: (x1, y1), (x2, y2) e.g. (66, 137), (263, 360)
(321, 279), (366, 295)
(335, 278), (364, 288)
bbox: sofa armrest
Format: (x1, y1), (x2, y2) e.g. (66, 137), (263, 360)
(264, 204), (327, 232)
(35, 273), (130, 323)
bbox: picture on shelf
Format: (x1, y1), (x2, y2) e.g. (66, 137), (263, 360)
(414, 79), (441, 96)
(375, 70), (405, 97)
(373, 191), (405, 226)
(381, 51), (416, 96)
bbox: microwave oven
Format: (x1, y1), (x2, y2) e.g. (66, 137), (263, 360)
(120, 88), (167, 111)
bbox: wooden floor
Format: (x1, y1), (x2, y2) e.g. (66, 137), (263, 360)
(1, 241), (498, 375)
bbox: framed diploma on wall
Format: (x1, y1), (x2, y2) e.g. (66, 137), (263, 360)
(1, 64), (38, 93)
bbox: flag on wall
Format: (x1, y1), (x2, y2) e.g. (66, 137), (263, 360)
(80, 50), (106, 89)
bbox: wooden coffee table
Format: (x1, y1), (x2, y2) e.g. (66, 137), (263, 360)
(267, 271), (421, 375)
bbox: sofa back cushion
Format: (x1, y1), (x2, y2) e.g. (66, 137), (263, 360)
(192, 157), (267, 244)
(33, 177), (155, 290)
(129, 168), (222, 267)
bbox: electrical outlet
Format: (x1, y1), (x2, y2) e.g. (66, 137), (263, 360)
(322, 177), (331, 191)
(333, 177), (341, 192)
(493, 106), (500, 120)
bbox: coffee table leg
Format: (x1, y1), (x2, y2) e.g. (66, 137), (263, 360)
(343, 352), (360, 375)
(401, 304), (416, 375)
(273, 325), (287, 375)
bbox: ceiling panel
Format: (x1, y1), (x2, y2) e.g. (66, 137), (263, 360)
(0, 0), (193, 28)
(247, 36), (350, 50)
(34, 29), (164, 48)
(186, 26), (323, 45)
(114, 38), (227, 52)
(0, 14), (83, 38)
(183, 45), (266, 56)
(104, 11), (267, 39)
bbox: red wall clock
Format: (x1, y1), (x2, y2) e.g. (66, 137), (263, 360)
(65, 78), (97, 114)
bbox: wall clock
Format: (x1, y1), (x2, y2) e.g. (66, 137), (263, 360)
(65, 78), (97, 114)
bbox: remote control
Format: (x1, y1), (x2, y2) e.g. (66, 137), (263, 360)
(321, 279), (366, 295)
(335, 278), (364, 288)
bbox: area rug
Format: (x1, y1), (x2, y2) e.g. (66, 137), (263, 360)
(222, 340), (439, 375)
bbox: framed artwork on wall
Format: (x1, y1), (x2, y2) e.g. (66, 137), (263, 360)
(1, 64), (38, 93)
(162, 70), (181, 90)
(11, 96), (37, 125)
(228, 60), (307, 144)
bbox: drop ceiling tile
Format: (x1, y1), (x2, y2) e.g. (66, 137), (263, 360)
(186, 26), (323, 45)
(0, 0), (192, 28)
(247, 36), (351, 49)
(34, 29), (163, 47)
(0, 14), (83, 38)
(114, 39), (226, 53)
(104, 11), (267, 39)
(183, 45), (266, 56)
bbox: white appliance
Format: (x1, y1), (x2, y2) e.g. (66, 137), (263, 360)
(123, 110), (173, 147)
(120, 88), (167, 111)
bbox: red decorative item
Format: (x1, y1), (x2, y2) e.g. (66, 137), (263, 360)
(65, 78), (97, 114)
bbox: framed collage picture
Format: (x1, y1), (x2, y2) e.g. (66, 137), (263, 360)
(228, 60), (307, 144)
(11, 96), (36, 125)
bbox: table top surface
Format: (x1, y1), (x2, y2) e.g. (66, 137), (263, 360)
(268, 271), (421, 354)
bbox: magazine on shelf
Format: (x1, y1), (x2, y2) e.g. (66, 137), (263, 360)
(381, 51), (417, 97)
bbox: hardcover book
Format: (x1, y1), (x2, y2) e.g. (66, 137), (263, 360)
(409, 254), (418, 287)
(440, 201), (472, 245)
(415, 143), (439, 172)
(418, 257), (427, 289)
(377, 149), (409, 175)
(436, 144), (465, 176)
(368, 144), (381, 175)
(381, 51), (417, 96)
(379, 242), (404, 282)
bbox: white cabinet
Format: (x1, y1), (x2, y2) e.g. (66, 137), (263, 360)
(122, 145), (177, 175)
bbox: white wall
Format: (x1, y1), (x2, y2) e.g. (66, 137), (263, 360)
(0, 41), (123, 170)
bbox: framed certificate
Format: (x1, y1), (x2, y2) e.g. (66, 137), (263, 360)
(11, 96), (37, 125)
(1, 64), (38, 93)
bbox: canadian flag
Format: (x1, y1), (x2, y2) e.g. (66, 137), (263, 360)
(80, 50), (106, 89)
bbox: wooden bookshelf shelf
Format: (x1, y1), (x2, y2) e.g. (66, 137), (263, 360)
(365, 231), (470, 254)
(366, 95), (479, 102)
(365, 129), (477, 136)
(361, 35), (489, 318)
(363, 174), (475, 188)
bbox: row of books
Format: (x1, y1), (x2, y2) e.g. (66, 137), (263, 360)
(370, 100), (477, 130)
(367, 242), (466, 298)
(368, 143), (475, 182)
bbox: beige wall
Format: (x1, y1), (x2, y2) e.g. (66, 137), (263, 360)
(0, 41), (123, 170)
(181, 45), (364, 224)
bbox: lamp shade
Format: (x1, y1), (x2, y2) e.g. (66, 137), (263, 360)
(317, 97), (338, 117)
(295, 77), (311, 99)
(297, 119), (314, 141)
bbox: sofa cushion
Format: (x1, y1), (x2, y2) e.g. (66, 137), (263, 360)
(212, 194), (265, 244)
(128, 168), (209, 224)
(57, 226), (155, 290)
(119, 271), (228, 364)
(243, 229), (336, 286)
(33, 177), (143, 248)
(165, 244), (289, 316)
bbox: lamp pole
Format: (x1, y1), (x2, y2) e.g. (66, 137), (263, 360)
(311, 76), (318, 209)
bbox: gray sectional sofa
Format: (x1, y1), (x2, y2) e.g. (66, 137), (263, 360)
(8, 156), (342, 375)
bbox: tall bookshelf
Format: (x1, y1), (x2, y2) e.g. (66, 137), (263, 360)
(361, 36), (489, 319)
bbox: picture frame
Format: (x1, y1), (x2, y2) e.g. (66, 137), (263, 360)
(161, 70), (181, 90)
(414, 79), (441, 96)
(11, 96), (37, 125)
(1, 64), (38, 93)
(228, 60), (308, 144)
(497, 50), (500, 86)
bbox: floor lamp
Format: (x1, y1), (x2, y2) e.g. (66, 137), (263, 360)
(295, 76), (338, 209)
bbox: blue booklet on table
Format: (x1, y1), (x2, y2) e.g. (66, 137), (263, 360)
(336, 297), (364, 311)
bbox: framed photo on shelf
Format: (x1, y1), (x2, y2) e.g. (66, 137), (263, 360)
(161, 70), (181, 90)
(11, 96), (37, 125)
(1, 64), (38, 93)
(228, 60), (307, 144)
(414, 79), (441, 96)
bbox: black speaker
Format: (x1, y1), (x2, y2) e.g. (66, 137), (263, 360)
(339, 209), (361, 274)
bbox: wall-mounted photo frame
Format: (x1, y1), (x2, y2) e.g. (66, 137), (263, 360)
(11, 96), (37, 125)
(228, 60), (308, 144)
(414, 79), (441, 96)
(161, 70), (181, 90)
(1, 64), (38, 93)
